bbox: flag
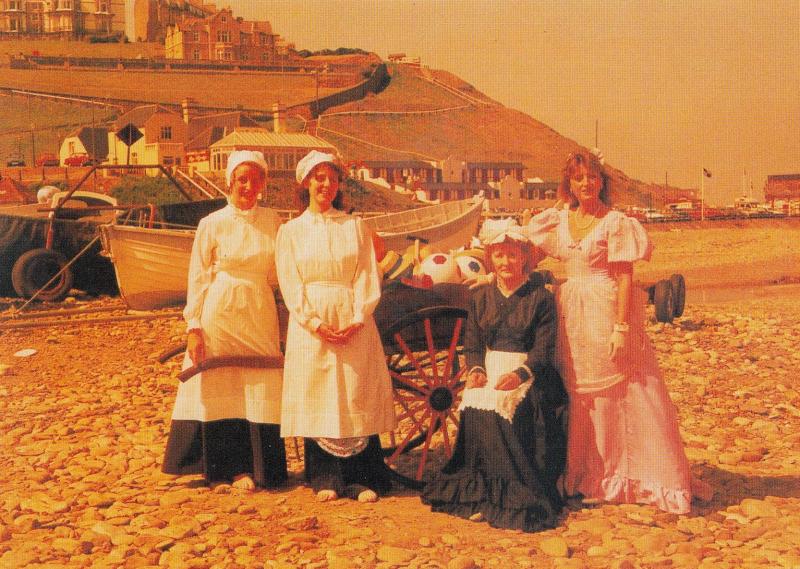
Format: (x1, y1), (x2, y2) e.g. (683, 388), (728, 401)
(703, 168), (712, 178)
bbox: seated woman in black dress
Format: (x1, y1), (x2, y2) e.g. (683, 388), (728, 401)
(422, 227), (567, 532)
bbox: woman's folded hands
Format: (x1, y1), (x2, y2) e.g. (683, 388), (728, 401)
(316, 322), (364, 344)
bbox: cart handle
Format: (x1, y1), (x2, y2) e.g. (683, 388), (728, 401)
(177, 355), (284, 382)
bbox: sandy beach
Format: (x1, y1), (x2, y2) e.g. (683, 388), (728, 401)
(1, 223), (799, 568)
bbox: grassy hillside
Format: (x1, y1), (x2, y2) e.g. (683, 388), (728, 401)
(0, 68), (340, 112)
(319, 64), (680, 206)
(0, 92), (117, 164)
(0, 52), (689, 206)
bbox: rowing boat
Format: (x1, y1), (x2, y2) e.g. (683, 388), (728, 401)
(100, 196), (484, 310)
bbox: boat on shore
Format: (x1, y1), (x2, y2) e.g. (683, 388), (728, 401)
(100, 196), (485, 310)
(362, 195), (483, 252)
(0, 190), (120, 300)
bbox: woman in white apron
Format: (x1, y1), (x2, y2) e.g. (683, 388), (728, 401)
(422, 227), (567, 531)
(162, 151), (286, 491)
(276, 151), (396, 503)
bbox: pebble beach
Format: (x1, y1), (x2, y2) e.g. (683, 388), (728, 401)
(1, 222), (799, 569)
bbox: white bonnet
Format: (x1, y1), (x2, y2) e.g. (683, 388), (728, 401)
(295, 150), (345, 184)
(225, 150), (268, 186)
(479, 218), (530, 245)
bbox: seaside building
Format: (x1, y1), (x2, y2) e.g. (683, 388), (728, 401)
(358, 160), (441, 186)
(59, 126), (108, 166)
(184, 102), (260, 173)
(133, 0), (212, 43)
(0, 0), (125, 39)
(208, 128), (334, 178)
(764, 174), (800, 202)
(439, 156), (525, 184)
(162, 6), (292, 64)
(106, 104), (188, 170)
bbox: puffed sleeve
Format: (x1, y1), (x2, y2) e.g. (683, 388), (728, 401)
(525, 208), (561, 258)
(276, 222), (323, 332)
(183, 215), (214, 332)
(607, 212), (654, 263)
(351, 216), (382, 324)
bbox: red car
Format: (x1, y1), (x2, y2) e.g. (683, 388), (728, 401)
(36, 153), (60, 167)
(64, 153), (96, 167)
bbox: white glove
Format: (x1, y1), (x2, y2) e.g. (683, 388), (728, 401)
(609, 329), (626, 359)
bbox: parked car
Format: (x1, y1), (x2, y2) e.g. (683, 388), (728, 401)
(35, 153), (60, 167)
(6, 158), (26, 167)
(64, 153), (95, 167)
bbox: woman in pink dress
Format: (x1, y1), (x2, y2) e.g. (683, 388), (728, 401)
(526, 151), (693, 514)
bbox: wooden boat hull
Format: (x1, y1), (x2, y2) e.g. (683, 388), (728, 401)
(100, 197), (484, 310)
(99, 224), (194, 310)
(363, 197), (484, 252)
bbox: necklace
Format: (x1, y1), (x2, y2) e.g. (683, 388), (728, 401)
(572, 210), (598, 231)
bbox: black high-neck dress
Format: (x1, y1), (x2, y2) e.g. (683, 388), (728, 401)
(422, 276), (568, 532)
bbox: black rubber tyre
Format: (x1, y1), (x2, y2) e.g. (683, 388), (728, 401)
(669, 273), (686, 317)
(653, 279), (674, 324)
(11, 248), (73, 302)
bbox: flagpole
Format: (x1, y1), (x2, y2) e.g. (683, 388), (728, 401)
(701, 167), (705, 222)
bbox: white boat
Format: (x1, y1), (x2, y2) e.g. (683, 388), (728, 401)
(98, 224), (195, 310)
(100, 196), (485, 310)
(362, 195), (484, 252)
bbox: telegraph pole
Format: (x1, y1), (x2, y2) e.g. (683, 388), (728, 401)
(28, 95), (36, 166)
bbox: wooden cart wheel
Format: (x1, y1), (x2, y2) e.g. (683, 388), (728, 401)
(381, 306), (468, 485)
(653, 279), (675, 323)
(669, 273), (686, 318)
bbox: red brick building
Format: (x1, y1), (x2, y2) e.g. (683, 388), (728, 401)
(764, 174), (800, 202)
(164, 7), (291, 64)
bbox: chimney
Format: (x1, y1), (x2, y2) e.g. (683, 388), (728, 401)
(182, 97), (197, 124)
(272, 102), (285, 133)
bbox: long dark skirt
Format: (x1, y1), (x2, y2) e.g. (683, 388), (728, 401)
(304, 435), (392, 496)
(422, 377), (567, 532)
(162, 419), (287, 488)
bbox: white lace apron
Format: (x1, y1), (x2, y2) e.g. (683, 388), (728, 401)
(458, 350), (533, 422)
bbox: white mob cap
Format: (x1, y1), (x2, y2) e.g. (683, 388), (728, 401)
(225, 150), (268, 186)
(479, 218), (530, 245)
(295, 150), (345, 185)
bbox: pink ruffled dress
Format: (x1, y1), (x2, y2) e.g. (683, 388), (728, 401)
(527, 208), (692, 514)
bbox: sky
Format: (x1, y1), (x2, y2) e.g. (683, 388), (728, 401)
(128, 1), (800, 205)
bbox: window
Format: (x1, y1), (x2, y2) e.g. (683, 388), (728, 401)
(160, 126), (172, 140)
(192, 31), (199, 42)
(192, 49), (200, 61)
(241, 53), (248, 61)
(217, 30), (230, 43)
(221, 15), (227, 23)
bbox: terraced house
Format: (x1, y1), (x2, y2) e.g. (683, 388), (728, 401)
(0, 0), (124, 39)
